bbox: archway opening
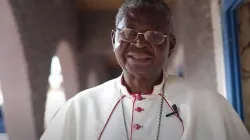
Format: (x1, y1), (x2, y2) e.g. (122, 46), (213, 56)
(44, 56), (66, 129)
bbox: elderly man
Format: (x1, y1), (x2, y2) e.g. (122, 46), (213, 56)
(41, 0), (250, 140)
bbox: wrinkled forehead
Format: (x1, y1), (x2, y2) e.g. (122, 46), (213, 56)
(118, 6), (169, 33)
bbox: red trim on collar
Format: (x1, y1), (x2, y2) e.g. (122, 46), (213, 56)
(121, 73), (165, 95)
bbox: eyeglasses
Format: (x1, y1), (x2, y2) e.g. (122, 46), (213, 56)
(117, 28), (168, 45)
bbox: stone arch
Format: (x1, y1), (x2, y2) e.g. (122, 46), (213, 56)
(4, 0), (79, 138)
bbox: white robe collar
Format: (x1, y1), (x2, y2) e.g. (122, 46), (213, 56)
(116, 73), (166, 97)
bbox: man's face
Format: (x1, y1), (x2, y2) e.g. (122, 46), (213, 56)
(112, 6), (172, 76)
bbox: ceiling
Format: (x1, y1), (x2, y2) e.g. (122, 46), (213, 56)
(77, 0), (173, 11)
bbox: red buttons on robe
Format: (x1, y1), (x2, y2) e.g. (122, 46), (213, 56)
(137, 94), (144, 101)
(135, 107), (144, 112)
(132, 94), (145, 101)
(132, 94), (136, 99)
(134, 124), (142, 130)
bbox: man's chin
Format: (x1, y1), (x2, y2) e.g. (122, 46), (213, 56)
(127, 67), (154, 77)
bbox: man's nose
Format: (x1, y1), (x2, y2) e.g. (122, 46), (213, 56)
(132, 34), (150, 48)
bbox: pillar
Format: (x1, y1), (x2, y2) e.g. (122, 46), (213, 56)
(0, 0), (37, 139)
(57, 41), (80, 99)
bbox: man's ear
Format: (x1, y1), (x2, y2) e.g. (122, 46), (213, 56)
(111, 30), (116, 47)
(168, 34), (176, 57)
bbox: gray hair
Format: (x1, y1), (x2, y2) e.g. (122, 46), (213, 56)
(115, 0), (174, 33)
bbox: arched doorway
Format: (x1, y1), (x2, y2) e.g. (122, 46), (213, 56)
(44, 40), (80, 128)
(44, 56), (66, 129)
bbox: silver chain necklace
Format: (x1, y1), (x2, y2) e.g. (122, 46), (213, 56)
(120, 92), (164, 140)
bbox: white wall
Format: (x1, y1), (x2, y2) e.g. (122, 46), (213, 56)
(211, 0), (227, 97)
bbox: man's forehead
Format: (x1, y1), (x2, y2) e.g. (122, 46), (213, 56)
(118, 7), (168, 31)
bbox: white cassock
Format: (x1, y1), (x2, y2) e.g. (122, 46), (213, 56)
(40, 75), (250, 140)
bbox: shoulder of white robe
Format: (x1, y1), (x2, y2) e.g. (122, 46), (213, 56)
(40, 78), (118, 140)
(214, 92), (250, 139)
(76, 78), (118, 98)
